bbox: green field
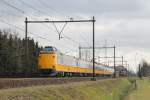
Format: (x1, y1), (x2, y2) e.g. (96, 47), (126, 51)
(125, 78), (150, 100)
(0, 78), (134, 100)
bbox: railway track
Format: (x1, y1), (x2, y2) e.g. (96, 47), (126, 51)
(0, 77), (110, 89)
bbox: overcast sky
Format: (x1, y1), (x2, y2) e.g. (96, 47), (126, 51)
(0, 0), (150, 72)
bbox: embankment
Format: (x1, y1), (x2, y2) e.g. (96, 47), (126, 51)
(0, 78), (134, 100)
(125, 78), (150, 100)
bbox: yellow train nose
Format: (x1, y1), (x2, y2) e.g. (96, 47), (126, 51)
(38, 53), (57, 69)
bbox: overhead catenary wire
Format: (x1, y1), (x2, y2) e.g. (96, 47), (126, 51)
(19, 0), (53, 18)
(36, 0), (85, 19)
(0, 11), (23, 18)
(1, 0), (25, 13)
(37, 0), (66, 17)
(1, 0), (55, 31)
(1, 0), (72, 42)
(52, 22), (68, 40)
(0, 19), (78, 53)
(19, 0), (86, 45)
(18, 0), (80, 46)
(62, 34), (80, 45)
(0, 0), (88, 53)
(59, 22), (91, 46)
(5, 0), (85, 47)
(0, 19), (49, 40)
(80, 33), (91, 46)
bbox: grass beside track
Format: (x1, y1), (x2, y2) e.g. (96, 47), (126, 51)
(125, 78), (150, 100)
(0, 78), (133, 100)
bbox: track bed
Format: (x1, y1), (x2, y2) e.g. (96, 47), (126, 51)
(0, 77), (108, 89)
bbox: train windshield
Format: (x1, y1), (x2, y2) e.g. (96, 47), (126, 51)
(40, 46), (57, 53)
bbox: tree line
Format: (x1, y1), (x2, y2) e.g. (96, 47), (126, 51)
(0, 30), (40, 76)
(138, 60), (150, 77)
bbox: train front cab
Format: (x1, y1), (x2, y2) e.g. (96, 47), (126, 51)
(38, 46), (57, 76)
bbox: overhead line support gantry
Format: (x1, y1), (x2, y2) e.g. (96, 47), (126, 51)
(25, 16), (96, 80)
(79, 45), (116, 78)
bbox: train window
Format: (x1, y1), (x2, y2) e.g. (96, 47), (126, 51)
(43, 47), (54, 51)
(53, 47), (57, 52)
(40, 46), (57, 53)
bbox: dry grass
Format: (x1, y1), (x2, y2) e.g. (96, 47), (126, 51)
(0, 78), (132, 100)
(125, 78), (150, 100)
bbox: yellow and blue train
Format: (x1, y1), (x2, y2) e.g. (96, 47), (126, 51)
(38, 46), (114, 77)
